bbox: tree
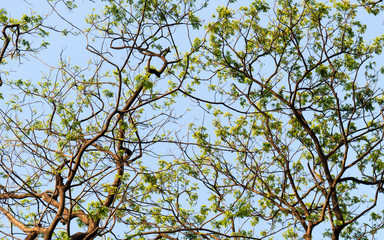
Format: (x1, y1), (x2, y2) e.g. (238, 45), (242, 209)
(0, 0), (203, 239)
(179, 0), (384, 239)
(1, 0), (384, 240)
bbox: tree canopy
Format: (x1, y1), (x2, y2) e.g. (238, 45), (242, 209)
(1, 0), (384, 239)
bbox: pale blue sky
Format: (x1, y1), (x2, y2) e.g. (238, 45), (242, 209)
(2, 0), (384, 239)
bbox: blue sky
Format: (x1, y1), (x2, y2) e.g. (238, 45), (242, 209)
(2, 0), (384, 239)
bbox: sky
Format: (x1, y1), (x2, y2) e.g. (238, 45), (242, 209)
(2, 0), (384, 239)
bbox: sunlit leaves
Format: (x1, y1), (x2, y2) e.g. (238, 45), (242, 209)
(0, 9), (8, 24)
(2, 0), (384, 239)
(102, 89), (114, 98)
(88, 201), (109, 221)
(183, 0), (384, 238)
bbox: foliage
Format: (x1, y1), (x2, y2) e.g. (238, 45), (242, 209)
(1, 0), (384, 240)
